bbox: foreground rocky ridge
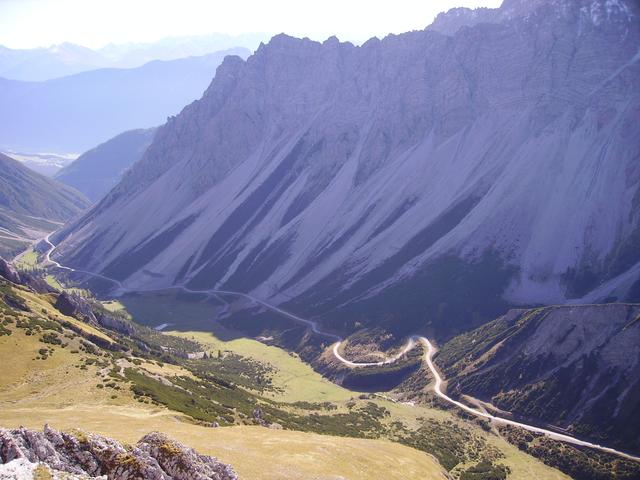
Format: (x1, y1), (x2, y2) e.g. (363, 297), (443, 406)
(0, 425), (237, 480)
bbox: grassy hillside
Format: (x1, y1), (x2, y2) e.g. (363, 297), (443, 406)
(0, 276), (574, 479)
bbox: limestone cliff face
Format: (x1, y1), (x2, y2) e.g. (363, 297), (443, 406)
(55, 0), (640, 337)
(439, 304), (640, 452)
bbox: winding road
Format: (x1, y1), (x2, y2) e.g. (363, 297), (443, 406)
(36, 235), (640, 461)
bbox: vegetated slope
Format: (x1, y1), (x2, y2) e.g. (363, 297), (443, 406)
(0, 272), (463, 479)
(0, 48), (250, 153)
(0, 267), (623, 480)
(0, 153), (89, 257)
(55, 128), (157, 202)
(437, 304), (640, 453)
(53, 0), (640, 339)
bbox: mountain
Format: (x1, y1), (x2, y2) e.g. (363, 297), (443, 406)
(0, 35), (265, 81)
(0, 153), (89, 257)
(55, 128), (157, 202)
(97, 33), (268, 69)
(429, 0), (638, 34)
(1, 151), (77, 177)
(0, 48), (250, 153)
(437, 304), (640, 453)
(53, 0), (640, 340)
(0, 43), (105, 81)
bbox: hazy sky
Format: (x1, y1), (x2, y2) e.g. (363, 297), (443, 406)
(0, 0), (502, 49)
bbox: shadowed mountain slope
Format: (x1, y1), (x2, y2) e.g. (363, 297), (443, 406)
(0, 154), (89, 257)
(438, 303), (640, 453)
(55, 128), (157, 202)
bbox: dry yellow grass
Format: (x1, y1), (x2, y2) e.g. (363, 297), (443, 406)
(0, 328), (124, 409)
(484, 435), (570, 480)
(368, 397), (570, 480)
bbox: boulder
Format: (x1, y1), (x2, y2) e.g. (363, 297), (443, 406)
(0, 258), (21, 284)
(54, 291), (98, 325)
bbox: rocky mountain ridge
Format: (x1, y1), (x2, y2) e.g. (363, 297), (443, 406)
(429, 0), (636, 35)
(53, 0), (640, 339)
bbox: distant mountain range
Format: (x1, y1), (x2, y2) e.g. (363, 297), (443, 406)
(0, 153), (89, 257)
(55, 128), (157, 202)
(1, 151), (77, 177)
(97, 33), (267, 70)
(0, 33), (267, 81)
(0, 48), (250, 153)
(52, 0), (640, 342)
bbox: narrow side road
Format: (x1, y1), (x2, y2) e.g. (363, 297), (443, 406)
(418, 336), (640, 461)
(42, 233), (124, 289)
(34, 235), (640, 462)
(332, 338), (416, 367)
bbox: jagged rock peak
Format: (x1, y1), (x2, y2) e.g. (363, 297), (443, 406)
(429, 0), (638, 35)
(0, 425), (237, 479)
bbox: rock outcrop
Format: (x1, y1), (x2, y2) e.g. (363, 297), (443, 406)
(54, 291), (134, 335)
(54, 291), (96, 321)
(0, 257), (54, 294)
(0, 425), (237, 480)
(0, 258), (21, 285)
(0, 257), (57, 298)
(136, 432), (236, 480)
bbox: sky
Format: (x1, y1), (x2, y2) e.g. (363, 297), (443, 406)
(0, 0), (502, 49)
